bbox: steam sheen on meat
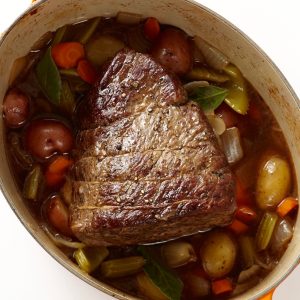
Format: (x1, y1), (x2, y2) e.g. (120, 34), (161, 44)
(70, 49), (236, 246)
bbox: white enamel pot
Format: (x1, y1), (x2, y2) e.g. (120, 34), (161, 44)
(0, 0), (299, 299)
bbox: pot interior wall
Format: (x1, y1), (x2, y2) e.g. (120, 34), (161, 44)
(0, 0), (299, 299)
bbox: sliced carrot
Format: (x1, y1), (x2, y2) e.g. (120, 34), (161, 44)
(52, 42), (85, 69)
(212, 278), (233, 296)
(45, 156), (73, 187)
(228, 219), (249, 235)
(144, 17), (160, 41)
(77, 59), (98, 84)
(236, 206), (257, 224)
(277, 197), (298, 218)
(258, 288), (275, 300)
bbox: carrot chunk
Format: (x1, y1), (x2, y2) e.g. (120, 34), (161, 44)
(45, 155), (73, 187)
(236, 206), (257, 224)
(144, 17), (160, 41)
(212, 278), (233, 296)
(277, 197), (298, 218)
(52, 42), (85, 69)
(77, 59), (98, 84)
(228, 219), (249, 235)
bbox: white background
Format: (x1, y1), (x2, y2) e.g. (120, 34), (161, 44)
(0, 1), (299, 299)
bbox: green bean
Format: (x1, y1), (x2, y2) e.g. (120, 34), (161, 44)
(256, 212), (278, 251)
(101, 256), (145, 278)
(74, 247), (109, 273)
(23, 165), (43, 200)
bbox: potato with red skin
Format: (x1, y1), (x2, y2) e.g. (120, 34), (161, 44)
(25, 119), (73, 160)
(3, 88), (29, 128)
(47, 195), (73, 237)
(151, 28), (192, 75)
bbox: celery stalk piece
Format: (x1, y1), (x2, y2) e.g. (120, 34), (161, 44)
(52, 25), (68, 45)
(101, 256), (145, 278)
(224, 64), (249, 115)
(74, 247), (109, 273)
(256, 212), (278, 251)
(239, 236), (256, 269)
(187, 67), (230, 83)
(23, 165), (43, 200)
(78, 17), (101, 44)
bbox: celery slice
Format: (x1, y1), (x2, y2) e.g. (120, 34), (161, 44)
(256, 212), (278, 251)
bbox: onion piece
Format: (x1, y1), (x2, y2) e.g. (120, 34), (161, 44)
(116, 11), (143, 24)
(194, 36), (229, 70)
(42, 224), (85, 249)
(183, 80), (209, 92)
(220, 127), (244, 164)
(270, 218), (293, 254)
(207, 115), (226, 136)
(232, 277), (259, 296)
(237, 265), (261, 284)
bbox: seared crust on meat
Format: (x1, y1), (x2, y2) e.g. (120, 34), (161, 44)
(70, 49), (236, 246)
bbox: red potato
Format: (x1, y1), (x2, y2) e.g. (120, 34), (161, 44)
(46, 195), (73, 237)
(25, 119), (73, 160)
(150, 28), (192, 75)
(3, 88), (29, 128)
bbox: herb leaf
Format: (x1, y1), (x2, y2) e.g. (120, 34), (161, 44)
(138, 246), (183, 300)
(189, 85), (228, 111)
(36, 47), (61, 104)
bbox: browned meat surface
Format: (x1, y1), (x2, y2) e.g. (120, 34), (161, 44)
(70, 49), (236, 246)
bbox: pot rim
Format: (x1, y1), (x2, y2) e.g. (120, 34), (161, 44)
(0, 0), (299, 299)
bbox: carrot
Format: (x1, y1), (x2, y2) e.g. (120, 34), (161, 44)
(258, 288), (275, 300)
(236, 206), (257, 224)
(45, 155), (73, 187)
(77, 59), (98, 84)
(144, 17), (160, 41)
(228, 219), (249, 235)
(212, 278), (233, 296)
(52, 42), (85, 69)
(277, 197), (298, 218)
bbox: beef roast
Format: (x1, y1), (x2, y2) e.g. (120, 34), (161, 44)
(70, 49), (236, 246)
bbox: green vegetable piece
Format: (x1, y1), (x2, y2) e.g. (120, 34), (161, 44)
(52, 25), (68, 45)
(189, 85), (228, 112)
(74, 247), (109, 273)
(224, 64), (249, 115)
(9, 132), (33, 170)
(187, 67), (230, 83)
(23, 165), (43, 200)
(78, 17), (101, 44)
(256, 212), (278, 251)
(60, 80), (76, 114)
(239, 236), (255, 269)
(60, 68), (79, 77)
(36, 47), (62, 105)
(101, 256), (145, 278)
(138, 246), (183, 300)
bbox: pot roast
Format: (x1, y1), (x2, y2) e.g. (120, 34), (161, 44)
(70, 49), (236, 246)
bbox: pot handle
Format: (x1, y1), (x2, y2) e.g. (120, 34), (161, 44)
(258, 288), (275, 300)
